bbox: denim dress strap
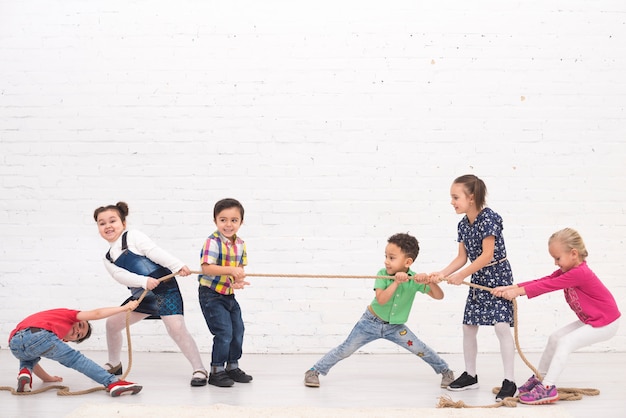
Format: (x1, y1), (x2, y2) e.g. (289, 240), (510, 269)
(106, 231), (183, 318)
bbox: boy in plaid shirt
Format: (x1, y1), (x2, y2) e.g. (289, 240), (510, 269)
(198, 198), (252, 387)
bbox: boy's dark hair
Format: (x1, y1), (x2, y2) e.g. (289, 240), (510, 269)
(388, 233), (419, 260)
(75, 322), (92, 344)
(213, 198), (245, 220)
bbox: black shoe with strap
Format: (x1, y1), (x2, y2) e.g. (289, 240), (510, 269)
(105, 362), (123, 376)
(190, 370), (208, 387)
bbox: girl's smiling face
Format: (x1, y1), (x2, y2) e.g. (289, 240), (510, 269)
(96, 209), (126, 243)
(450, 182), (473, 215)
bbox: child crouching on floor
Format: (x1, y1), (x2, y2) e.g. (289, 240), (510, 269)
(8, 301), (143, 397)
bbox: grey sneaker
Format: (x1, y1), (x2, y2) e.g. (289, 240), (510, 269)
(304, 369), (320, 387)
(440, 370), (455, 388)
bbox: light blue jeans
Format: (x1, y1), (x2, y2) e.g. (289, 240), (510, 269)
(313, 308), (450, 375)
(9, 329), (117, 387)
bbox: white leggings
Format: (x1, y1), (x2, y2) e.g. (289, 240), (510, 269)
(463, 322), (516, 381)
(105, 311), (205, 372)
(538, 319), (620, 386)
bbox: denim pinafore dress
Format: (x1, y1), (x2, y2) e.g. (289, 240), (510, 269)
(106, 231), (184, 318)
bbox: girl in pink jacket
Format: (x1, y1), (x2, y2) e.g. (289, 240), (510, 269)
(492, 228), (620, 405)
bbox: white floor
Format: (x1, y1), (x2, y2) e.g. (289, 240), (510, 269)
(0, 349), (624, 418)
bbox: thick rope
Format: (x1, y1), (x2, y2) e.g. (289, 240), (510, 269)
(2, 270), (601, 401)
(209, 271), (601, 407)
(190, 271), (403, 280)
(0, 384), (104, 396)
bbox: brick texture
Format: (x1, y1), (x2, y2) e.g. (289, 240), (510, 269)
(0, 1), (624, 354)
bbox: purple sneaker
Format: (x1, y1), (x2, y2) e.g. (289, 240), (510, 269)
(519, 383), (559, 405)
(518, 375), (542, 394)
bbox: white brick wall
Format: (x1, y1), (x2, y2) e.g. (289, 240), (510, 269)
(0, 1), (624, 357)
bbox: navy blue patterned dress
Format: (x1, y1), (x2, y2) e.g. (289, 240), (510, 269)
(457, 207), (514, 326)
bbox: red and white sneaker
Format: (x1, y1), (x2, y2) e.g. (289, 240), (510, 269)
(107, 380), (143, 397)
(17, 368), (32, 392)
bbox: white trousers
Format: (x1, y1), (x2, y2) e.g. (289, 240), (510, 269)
(539, 318), (620, 386)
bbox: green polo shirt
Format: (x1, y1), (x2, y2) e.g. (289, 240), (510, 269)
(369, 268), (430, 324)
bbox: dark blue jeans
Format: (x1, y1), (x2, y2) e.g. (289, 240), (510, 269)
(198, 286), (244, 368)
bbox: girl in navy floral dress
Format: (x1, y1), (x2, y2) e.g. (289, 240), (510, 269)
(431, 174), (517, 401)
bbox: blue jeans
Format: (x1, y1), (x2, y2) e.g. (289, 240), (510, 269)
(198, 286), (244, 368)
(9, 329), (116, 387)
(313, 308), (450, 375)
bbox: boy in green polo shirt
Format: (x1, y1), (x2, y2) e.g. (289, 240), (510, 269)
(304, 233), (454, 388)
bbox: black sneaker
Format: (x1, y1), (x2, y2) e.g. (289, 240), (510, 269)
(208, 371), (235, 387)
(496, 379), (517, 401)
(226, 367), (253, 383)
(447, 371), (479, 391)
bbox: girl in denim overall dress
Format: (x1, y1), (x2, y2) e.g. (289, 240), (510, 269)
(94, 201), (208, 387)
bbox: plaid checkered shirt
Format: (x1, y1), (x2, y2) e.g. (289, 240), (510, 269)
(198, 231), (247, 295)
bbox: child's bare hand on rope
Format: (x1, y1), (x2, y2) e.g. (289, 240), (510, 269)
(428, 272), (445, 283)
(412, 273), (429, 283)
(230, 265), (250, 289)
(231, 279), (251, 290)
(229, 266), (246, 281)
(145, 277), (160, 290)
(491, 285), (523, 300)
(231, 271), (250, 289)
(177, 266), (191, 276)
(124, 300), (140, 311)
(445, 273), (464, 285)
(393, 272), (410, 283)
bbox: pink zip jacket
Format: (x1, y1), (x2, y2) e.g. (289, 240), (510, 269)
(518, 261), (621, 327)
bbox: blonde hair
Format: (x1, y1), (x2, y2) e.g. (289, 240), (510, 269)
(549, 228), (588, 261)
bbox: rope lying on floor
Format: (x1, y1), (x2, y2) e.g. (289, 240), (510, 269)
(0, 384), (104, 396)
